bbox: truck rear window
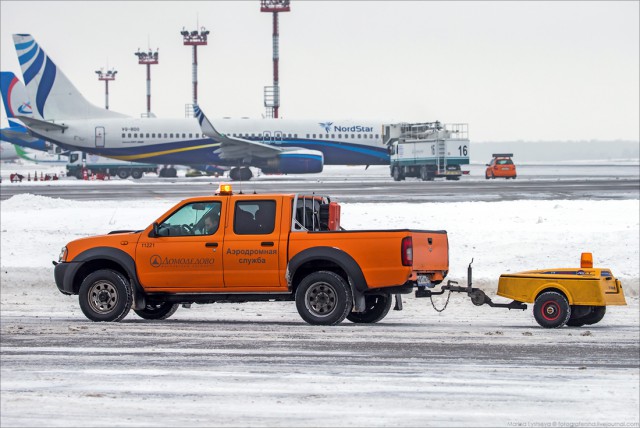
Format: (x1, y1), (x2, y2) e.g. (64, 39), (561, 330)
(234, 200), (276, 235)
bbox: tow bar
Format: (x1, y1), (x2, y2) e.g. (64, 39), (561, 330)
(415, 259), (528, 312)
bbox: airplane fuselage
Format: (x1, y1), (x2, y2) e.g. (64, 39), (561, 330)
(28, 117), (390, 167)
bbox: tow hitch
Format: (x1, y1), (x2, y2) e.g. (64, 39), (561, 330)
(415, 259), (528, 312)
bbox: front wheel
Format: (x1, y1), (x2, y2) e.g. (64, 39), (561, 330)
(392, 167), (404, 182)
(134, 301), (179, 320)
(78, 269), (132, 322)
(295, 271), (353, 325)
(347, 293), (392, 324)
(533, 291), (571, 328)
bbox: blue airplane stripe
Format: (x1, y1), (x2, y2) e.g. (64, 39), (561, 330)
(36, 57), (56, 117)
(15, 39), (35, 51)
(18, 43), (39, 65)
(278, 153), (323, 160)
(282, 139), (388, 159)
(23, 49), (44, 85)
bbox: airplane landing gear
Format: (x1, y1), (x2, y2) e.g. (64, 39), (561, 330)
(158, 165), (177, 178)
(229, 167), (253, 181)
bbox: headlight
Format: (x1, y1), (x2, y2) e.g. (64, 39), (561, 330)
(58, 246), (68, 262)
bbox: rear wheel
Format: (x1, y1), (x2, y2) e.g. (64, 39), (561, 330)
(583, 306), (606, 325)
(533, 291), (571, 328)
(134, 301), (179, 320)
(117, 169), (130, 179)
(78, 269), (132, 322)
(295, 271), (353, 325)
(131, 170), (143, 179)
(347, 293), (392, 324)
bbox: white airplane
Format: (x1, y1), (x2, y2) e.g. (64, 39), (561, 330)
(0, 142), (19, 161)
(12, 34), (393, 180)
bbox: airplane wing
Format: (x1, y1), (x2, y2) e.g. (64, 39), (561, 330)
(15, 115), (68, 132)
(194, 105), (282, 160)
(1, 127), (39, 142)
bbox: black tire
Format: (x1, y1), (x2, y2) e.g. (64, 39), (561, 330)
(74, 170), (84, 180)
(133, 301), (179, 320)
(78, 269), (132, 322)
(117, 169), (130, 179)
(485, 171), (490, 180)
(567, 305), (591, 327)
(533, 291), (571, 328)
(347, 293), (392, 324)
(131, 170), (143, 179)
(583, 306), (606, 325)
(295, 271), (353, 326)
(392, 167), (404, 182)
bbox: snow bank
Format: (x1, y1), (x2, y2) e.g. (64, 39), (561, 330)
(1, 194), (638, 295)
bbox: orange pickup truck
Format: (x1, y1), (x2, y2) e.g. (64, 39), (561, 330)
(54, 185), (449, 325)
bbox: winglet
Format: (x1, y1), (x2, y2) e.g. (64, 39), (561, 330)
(194, 105), (225, 140)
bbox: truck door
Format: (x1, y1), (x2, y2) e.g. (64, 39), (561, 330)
(136, 200), (225, 291)
(95, 127), (105, 148)
(222, 198), (283, 289)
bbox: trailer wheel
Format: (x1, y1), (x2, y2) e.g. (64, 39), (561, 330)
(133, 301), (179, 320)
(117, 169), (130, 179)
(131, 170), (143, 179)
(582, 306), (606, 325)
(533, 291), (571, 328)
(347, 293), (392, 324)
(295, 271), (353, 326)
(74, 170), (84, 180)
(78, 269), (132, 322)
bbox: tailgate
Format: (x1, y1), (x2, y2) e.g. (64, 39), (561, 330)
(410, 231), (449, 273)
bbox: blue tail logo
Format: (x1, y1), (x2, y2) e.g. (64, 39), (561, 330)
(14, 36), (57, 118)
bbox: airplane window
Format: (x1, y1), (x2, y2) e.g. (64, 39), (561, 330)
(196, 133), (199, 138)
(312, 134), (316, 138)
(182, 133), (186, 138)
(331, 134), (335, 139)
(326, 134), (329, 139)
(338, 134), (342, 138)
(306, 134), (309, 138)
(134, 133), (138, 138)
(294, 134), (298, 138)
(152, 133), (156, 138)
(364, 134), (368, 139)
(122, 133), (125, 138)
(170, 133), (174, 138)
(145, 133), (149, 138)
(164, 133), (168, 138)
(288, 134), (292, 138)
(351, 134), (355, 139)
(189, 133), (193, 138)
(375, 134), (379, 139)
(128, 133), (131, 138)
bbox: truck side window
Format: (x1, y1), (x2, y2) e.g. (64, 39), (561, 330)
(156, 202), (221, 237)
(233, 200), (276, 235)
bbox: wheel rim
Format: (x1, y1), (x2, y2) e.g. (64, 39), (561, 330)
(305, 282), (337, 317)
(88, 280), (118, 314)
(541, 301), (560, 321)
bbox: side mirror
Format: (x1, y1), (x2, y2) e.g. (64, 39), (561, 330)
(149, 222), (159, 237)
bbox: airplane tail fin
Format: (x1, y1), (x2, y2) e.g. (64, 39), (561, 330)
(0, 71), (43, 124)
(12, 34), (127, 120)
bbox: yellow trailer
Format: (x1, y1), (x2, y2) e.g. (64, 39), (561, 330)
(497, 252), (626, 328)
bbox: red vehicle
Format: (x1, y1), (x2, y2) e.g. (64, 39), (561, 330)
(486, 153), (516, 179)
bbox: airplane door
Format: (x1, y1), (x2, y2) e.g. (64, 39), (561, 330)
(262, 131), (272, 144)
(274, 131), (283, 144)
(95, 127), (105, 148)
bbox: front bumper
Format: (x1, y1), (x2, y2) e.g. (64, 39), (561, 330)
(54, 261), (79, 295)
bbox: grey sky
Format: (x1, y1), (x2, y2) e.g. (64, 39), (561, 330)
(1, 1), (638, 142)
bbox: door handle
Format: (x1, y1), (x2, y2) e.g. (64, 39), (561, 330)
(261, 242), (274, 247)
(205, 242), (218, 247)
